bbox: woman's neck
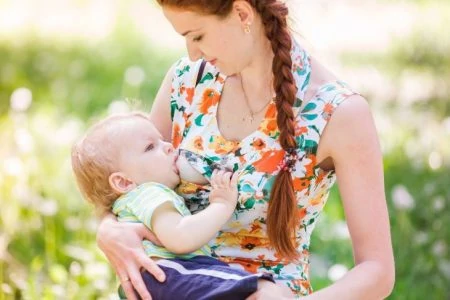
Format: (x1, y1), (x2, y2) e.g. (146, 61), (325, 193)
(238, 37), (275, 103)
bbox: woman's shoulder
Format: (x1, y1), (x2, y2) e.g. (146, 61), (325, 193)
(318, 93), (376, 160)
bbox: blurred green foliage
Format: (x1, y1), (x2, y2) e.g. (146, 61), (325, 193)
(0, 26), (179, 120)
(1, 3), (449, 300)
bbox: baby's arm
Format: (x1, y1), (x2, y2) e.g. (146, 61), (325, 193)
(151, 170), (239, 254)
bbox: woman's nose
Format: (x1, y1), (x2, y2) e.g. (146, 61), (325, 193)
(186, 40), (202, 62)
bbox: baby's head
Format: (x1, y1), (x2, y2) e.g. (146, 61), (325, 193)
(71, 112), (180, 215)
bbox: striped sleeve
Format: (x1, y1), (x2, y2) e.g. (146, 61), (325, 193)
(124, 184), (178, 230)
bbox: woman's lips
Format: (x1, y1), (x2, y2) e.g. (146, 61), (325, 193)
(208, 59), (217, 66)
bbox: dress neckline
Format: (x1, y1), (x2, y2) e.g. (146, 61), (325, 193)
(208, 39), (312, 147)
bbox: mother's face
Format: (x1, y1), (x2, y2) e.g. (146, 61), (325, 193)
(162, 5), (254, 76)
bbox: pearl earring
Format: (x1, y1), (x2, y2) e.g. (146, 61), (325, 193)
(244, 23), (251, 34)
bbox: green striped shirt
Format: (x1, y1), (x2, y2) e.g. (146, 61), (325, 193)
(112, 182), (211, 259)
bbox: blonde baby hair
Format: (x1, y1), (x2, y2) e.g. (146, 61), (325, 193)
(71, 112), (150, 215)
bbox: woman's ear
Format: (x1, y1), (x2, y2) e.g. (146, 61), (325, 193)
(232, 0), (255, 27)
(109, 172), (137, 194)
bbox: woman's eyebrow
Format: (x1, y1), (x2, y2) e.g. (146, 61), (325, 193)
(181, 28), (201, 36)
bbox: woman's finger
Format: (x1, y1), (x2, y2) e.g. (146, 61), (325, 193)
(129, 268), (152, 300)
(120, 279), (139, 300)
(137, 254), (166, 282)
(137, 224), (162, 246)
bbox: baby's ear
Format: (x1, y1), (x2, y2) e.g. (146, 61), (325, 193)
(109, 172), (136, 194)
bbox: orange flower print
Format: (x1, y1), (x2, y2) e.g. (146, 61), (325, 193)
(238, 259), (260, 274)
(295, 126), (308, 136)
(253, 150), (285, 173)
(185, 119), (192, 130)
(251, 138), (266, 150)
(291, 279), (312, 295)
(182, 111), (192, 125)
(215, 232), (241, 247)
(322, 103), (334, 121)
(265, 103), (277, 118)
(240, 236), (264, 251)
(257, 254), (266, 261)
(304, 157), (316, 177)
(172, 122), (182, 149)
(315, 169), (326, 186)
(309, 192), (324, 206)
(193, 136), (204, 151)
(297, 207), (307, 222)
(185, 87), (195, 105)
(260, 119), (278, 136)
(199, 88), (220, 114)
(249, 220), (265, 234)
(292, 177), (310, 192)
(208, 135), (238, 154)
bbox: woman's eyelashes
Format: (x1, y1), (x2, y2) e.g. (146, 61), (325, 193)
(192, 35), (203, 42)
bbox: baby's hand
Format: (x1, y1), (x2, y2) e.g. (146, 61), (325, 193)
(209, 169), (239, 212)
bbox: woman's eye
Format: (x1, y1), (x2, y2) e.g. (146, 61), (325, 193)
(145, 144), (154, 152)
(193, 35), (203, 42)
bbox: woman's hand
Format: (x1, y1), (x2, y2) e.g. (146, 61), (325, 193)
(97, 214), (166, 300)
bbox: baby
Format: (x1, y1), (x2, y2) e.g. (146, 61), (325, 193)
(71, 112), (275, 300)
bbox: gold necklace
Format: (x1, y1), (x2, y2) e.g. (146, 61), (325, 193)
(240, 77), (273, 123)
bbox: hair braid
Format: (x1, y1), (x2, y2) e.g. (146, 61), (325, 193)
(249, 0), (299, 261)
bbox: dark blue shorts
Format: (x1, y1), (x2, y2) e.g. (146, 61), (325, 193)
(119, 255), (274, 300)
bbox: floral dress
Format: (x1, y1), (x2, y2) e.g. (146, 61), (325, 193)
(170, 40), (357, 297)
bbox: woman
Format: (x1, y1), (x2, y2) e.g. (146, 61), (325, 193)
(97, 1), (395, 299)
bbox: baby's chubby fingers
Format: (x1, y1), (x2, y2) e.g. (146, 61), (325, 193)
(210, 169), (220, 186)
(211, 169), (226, 185)
(230, 171), (239, 188)
(220, 171), (234, 186)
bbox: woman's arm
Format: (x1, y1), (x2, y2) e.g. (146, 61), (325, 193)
(149, 64), (176, 141)
(96, 213), (165, 300)
(152, 170), (239, 254)
(307, 95), (395, 299)
(96, 66), (176, 300)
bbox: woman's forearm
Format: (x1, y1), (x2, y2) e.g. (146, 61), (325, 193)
(307, 261), (395, 300)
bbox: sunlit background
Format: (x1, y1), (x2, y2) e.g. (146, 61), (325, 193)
(1, 0), (449, 299)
